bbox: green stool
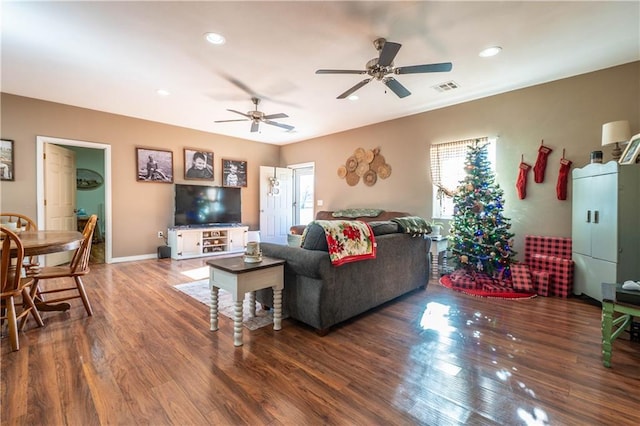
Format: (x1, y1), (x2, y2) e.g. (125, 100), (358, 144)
(601, 282), (640, 368)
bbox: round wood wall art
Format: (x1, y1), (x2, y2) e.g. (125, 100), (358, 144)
(363, 169), (377, 186)
(346, 171), (359, 186)
(339, 147), (391, 187)
(345, 156), (358, 172)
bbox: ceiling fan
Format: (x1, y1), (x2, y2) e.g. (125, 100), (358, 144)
(316, 37), (453, 99)
(214, 97), (294, 133)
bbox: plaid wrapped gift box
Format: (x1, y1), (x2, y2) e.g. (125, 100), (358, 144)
(482, 283), (516, 293)
(511, 264), (534, 292)
(531, 270), (550, 296)
(449, 269), (477, 289)
(524, 235), (574, 298)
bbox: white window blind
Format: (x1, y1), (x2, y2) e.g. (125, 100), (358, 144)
(430, 137), (494, 219)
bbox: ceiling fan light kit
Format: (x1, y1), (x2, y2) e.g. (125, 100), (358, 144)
(316, 37), (453, 99)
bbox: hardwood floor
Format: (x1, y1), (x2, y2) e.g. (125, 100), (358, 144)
(2, 257), (639, 425)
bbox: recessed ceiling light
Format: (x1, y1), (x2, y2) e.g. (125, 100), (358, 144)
(479, 46), (502, 58)
(156, 89), (170, 97)
(204, 32), (226, 45)
(348, 95), (359, 101)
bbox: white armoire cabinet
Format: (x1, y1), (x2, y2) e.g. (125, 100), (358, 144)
(571, 161), (640, 301)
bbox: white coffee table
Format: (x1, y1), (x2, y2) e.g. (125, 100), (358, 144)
(206, 256), (285, 346)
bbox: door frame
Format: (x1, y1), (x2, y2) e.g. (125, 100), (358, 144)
(36, 136), (113, 264)
(288, 162), (315, 224)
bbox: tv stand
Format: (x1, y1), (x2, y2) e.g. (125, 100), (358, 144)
(167, 225), (248, 260)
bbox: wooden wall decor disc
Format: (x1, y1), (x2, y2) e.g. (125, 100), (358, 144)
(378, 163), (392, 179)
(346, 171), (360, 186)
(346, 156), (358, 172)
(354, 147), (366, 161)
(337, 165), (347, 179)
(356, 162), (370, 177)
(364, 149), (375, 164)
(370, 154), (385, 171)
(363, 169), (377, 186)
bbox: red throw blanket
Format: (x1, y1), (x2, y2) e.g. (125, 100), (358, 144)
(310, 220), (376, 266)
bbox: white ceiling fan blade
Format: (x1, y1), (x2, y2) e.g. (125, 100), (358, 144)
(227, 109), (251, 118)
(264, 113), (288, 120)
(264, 120), (294, 131)
(214, 119), (249, 123)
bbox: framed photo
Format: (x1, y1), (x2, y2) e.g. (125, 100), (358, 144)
(184, 148), (214, 180)
(136, 148), (173, 183)
(619, 133), (640, 165)
(1, 139), (14, 181)
(222, 159), (247, 188)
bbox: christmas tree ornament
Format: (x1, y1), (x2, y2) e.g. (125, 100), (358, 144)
(556, 150), (572, 201)
(516, 156), (531, 200)
(533, 140), (553, 183)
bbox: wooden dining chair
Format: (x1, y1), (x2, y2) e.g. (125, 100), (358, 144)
(1, 226), (44, 351)
(0, 212), (39, 269)
(27, 215), (97, 316)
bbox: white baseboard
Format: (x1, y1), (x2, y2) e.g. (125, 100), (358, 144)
(110, 253), (158, 263)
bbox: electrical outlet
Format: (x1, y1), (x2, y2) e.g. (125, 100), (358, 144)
(157, 231), (164, 239)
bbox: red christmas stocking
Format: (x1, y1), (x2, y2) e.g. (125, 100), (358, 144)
(516, 161), (531, 200)
(556, 157), (572, 200)
(534, 144), (553, 183)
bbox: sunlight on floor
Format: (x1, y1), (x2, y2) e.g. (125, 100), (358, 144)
(419, 302), (455, 335)
(180, 266), (209, 280)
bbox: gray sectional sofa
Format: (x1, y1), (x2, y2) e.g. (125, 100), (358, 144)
(256, 218), (431, 334)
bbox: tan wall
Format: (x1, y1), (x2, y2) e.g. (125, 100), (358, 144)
(0, 95), (280, 258)
(1, 62), (638, 260)
(280, 62), (640, 258)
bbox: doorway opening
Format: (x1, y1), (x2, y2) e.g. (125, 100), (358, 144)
(290, 163), (315, 226)
(36, 136), (112, 264)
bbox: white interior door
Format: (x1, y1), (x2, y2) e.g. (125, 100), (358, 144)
(259, 166), (293, 244)
(44, 143), (77, 266)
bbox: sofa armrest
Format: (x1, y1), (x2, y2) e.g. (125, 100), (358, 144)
(289, 225), (307, 235)
(260, 242), (327, 278)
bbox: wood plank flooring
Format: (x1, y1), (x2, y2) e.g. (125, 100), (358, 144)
(2, 257), (639, 425)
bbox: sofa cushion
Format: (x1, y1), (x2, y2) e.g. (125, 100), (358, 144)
(301, 223), (329, 251)
(368, 221), (399, 236)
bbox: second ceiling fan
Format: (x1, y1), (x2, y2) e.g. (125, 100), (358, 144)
(215, 97), (294, 133)
(316, 37), (453, 99)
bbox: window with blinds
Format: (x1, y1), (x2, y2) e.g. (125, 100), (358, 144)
(430, 137), (495, 219)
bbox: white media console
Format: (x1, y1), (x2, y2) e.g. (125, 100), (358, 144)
(167, 225), (248, 260)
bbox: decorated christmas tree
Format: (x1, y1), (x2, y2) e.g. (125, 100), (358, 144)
(449, 140), (516, 277)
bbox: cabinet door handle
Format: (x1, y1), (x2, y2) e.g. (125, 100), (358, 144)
(594, 210), (599, 224)
(586, 210), (591, 223)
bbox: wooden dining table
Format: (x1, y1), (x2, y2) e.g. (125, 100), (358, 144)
(2, 229), (84, 312)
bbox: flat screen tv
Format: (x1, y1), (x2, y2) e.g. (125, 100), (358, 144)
(174, 184), (241, 227)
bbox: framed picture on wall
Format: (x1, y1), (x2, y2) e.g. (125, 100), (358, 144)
(0, 139), (14, 181)
(222, 159), (247, 188)
(136, 148), (173, 183)
(184, 148), (214, 180)
(619, 133), (640, 165)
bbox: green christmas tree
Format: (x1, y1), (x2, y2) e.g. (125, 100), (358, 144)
(449, 140), (516, 277)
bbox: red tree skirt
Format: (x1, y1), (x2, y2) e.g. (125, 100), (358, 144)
(440, 274), (537, 299)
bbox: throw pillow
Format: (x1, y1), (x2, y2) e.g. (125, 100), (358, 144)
(368, 221), (399, 236)
(301, 223), (329, 251)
